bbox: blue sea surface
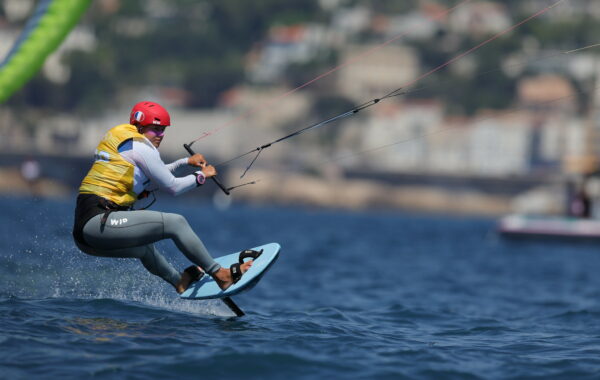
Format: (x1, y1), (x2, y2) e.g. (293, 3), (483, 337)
(1, 195), (600, 379)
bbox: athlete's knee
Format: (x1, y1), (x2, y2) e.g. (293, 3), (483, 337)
(163, 213), (191, 236)
(165, 213), (189, 228)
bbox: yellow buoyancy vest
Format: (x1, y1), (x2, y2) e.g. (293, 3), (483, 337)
(79, 124), (144, 206)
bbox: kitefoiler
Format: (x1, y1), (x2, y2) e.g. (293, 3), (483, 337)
(72, 101), (277, 317)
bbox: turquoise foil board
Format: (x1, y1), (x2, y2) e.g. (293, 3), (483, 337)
(180, 243), (280, 300)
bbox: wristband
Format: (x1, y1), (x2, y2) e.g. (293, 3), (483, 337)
(194, 171), (206, 186)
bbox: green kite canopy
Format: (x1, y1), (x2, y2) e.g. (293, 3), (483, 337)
(0, 0), (92, 103)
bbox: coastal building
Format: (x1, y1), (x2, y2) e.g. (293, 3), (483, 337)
(336, 44), (419, 102)
(448, 1), (511, 36)
(343, 101), (442, 172)
(517, 74), (577, 113)
(247, 24), (329, 84)
(468, 114), (531, 176)
(427, 117), (470, 174)
(219, 85), (311, 138)
(381, 11), (440, 41)
(330, 6), (371, 36)
(1, 0), (34, 22)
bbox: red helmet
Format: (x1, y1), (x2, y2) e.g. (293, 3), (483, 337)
(129, 101), (171, 126)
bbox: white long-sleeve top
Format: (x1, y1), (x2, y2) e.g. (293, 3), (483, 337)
(118, 137), (203, 196)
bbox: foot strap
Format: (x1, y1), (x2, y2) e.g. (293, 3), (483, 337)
(230, 263), (242, 284)
(229, 249), (263, 285)
(238, 249), (263, 264)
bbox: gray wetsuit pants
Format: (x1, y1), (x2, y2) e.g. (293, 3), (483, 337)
(77, 210), (221, 287)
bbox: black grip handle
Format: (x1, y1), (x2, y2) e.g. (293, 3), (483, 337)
(184, 143), (230, 195)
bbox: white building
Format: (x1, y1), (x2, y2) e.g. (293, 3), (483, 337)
(467, 115), (531, 176)
(336, 44), (419, 102)
(247, 24), (329, 83)
(349, 102), (443, 172)
(427, 118), (470, 174)
(448, 2), (511, 36)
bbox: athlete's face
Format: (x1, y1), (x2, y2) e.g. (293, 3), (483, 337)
(142, 125), (167, 148)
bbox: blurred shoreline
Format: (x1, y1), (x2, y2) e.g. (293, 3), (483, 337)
(0, 153), (562, 216)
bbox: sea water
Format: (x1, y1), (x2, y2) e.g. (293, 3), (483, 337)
(1, 195), (600, 379)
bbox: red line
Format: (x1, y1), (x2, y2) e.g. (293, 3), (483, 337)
(191, 0), (472, 143)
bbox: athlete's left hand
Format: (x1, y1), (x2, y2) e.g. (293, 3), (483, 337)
(202, 165), (217, 178)
(188, 154), (207, 168)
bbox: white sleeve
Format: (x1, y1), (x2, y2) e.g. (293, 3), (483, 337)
(165, 157), (190, 175)
(129, 139), (198, 196)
